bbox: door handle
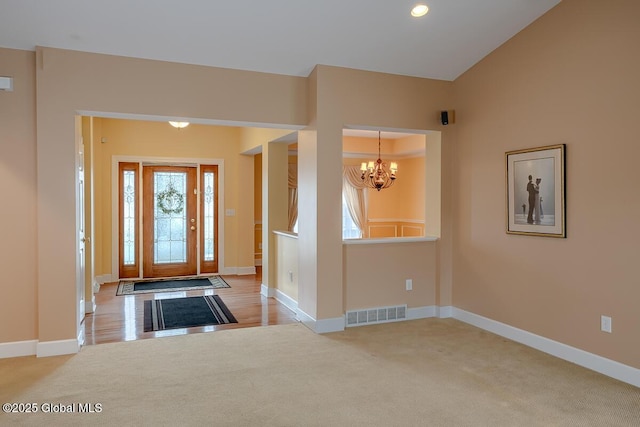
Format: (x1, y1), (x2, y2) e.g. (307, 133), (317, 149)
(190, 226), (196, 231)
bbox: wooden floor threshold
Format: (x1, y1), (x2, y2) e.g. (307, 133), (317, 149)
(83, 268), (298, 345)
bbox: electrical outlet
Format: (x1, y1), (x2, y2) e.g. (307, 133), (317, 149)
(601, 315), (612, 333)
(405, 279), (413, 291)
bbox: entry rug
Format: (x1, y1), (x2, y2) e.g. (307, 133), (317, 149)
(116, 275), (230, 296)
(144, 295), (238, 332)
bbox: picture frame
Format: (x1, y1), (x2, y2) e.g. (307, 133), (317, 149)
(506, 144), (566, 237)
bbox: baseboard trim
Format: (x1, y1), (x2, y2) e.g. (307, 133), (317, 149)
(453, 308), (640, 388)
(237, 266), (256, 275)
(95, 274), (112, 285)
(220, 267), (237, 275)
(0, 340), (37, 358)
(297, 309), (344, 334)
(261, 284), (275, 298)
(408, 305), (437, 320)
(219, 266), (257, 275)
(36, 339), (79, 358)
(437, 305), (453, 318)
(274, 288), (298, 313)
(85, 296), (97, 314)
(77, 328), (85, 347)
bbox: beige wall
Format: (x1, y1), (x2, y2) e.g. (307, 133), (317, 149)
(21, 48), (450, 341)
(254, 153), (262, 264)
(344, 151), (426, 238)
(367, 156), (425, 221)
(275, 233), (299, 301)
(452, 0), (640, 368)
(6, 0), (632, 374)
(344, 242), (436, 311)
(299, 65), (453, 321)
(343, 135), (426, 221)
(0, 48), (37, 343)
(262, 141), (289, 289)
(32, 47), (306, 342)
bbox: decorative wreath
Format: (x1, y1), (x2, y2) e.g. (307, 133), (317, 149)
(157, 183), (184, 215)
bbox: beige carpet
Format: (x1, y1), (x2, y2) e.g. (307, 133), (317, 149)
(1, 319), (638, 426)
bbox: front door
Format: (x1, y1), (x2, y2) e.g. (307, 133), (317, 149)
(142, 166), (197, 278)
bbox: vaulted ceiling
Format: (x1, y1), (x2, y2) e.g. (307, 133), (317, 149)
(0, 0), (561, 81)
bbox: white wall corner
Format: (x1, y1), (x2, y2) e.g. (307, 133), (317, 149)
(0, 340), (37, 359)
(237, 266), (257, 275)
(261, 284), (276, 298)
(452, 308), (640, 389)
(297, 309), (344, 334)
(36, 339), (80, 357)
(275, 288), (298, 313)
(437, 305), (453, 318)
(296, 308), (315, 331)
(408, 305), (437, 320)
(315, 316), (345, 333)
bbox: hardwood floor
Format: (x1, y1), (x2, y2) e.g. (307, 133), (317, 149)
(83, 268), (299, 345)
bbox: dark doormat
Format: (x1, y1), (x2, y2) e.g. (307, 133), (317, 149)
(144, 295), (238, 332)
(117, 275), (230, 296)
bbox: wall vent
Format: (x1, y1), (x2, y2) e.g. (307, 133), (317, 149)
(346, 305), (407, 327)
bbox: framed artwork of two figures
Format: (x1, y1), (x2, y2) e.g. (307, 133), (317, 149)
(506, 144), (566, 238)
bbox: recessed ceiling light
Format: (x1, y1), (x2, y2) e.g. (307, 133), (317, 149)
(411, 4), (429, 17)
(169, 121), (189, 129)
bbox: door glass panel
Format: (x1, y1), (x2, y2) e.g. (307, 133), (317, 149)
(203, 172), (215, 261)
(123, 170), (136, 265)
(154, 171), (187, 264)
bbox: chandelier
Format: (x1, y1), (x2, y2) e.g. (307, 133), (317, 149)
(360, 131), (398, 191)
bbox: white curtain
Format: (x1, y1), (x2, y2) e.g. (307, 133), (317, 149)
(288, 164), (298, 232)
(342, 166), (368, 238)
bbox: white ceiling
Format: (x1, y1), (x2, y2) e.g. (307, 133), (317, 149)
(0, 0), (560, 81)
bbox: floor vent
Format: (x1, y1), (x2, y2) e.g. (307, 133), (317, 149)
(346, 305), (407, 327)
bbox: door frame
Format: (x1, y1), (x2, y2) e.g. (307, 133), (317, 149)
(111, 156), (225, 280)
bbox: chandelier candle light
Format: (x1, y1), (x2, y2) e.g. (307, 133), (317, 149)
(361, 131), (398, 191)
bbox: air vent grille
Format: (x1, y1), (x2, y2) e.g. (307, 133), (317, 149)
(346, 305), (408, 327)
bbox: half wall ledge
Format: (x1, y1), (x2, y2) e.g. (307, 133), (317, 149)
(342, 236), (438, 245)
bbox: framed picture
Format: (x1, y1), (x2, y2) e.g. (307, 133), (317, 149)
(506, 144), (566, 237)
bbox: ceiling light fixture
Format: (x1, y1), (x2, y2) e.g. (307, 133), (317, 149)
(361, 131), (398, 191)
(168, 121), (189, 129)
(411, 4), (429, 17)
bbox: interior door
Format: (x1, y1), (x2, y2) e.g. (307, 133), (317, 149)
(143, 166), (197, 278)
